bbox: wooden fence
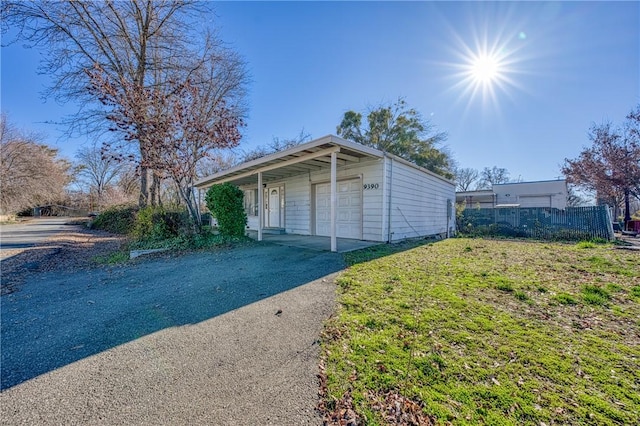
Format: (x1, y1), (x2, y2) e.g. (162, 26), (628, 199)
(457, 205), (614, 241)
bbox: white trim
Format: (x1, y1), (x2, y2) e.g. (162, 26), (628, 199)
(493, 179), (567, 187)
(194, 134), (454, 189)
(382, 153), (454, 185)
(197, 146), (342, 187)
(330, 152), (337, 252)
(257, 172), (263, 241)
(387, 157), (394, 242)
(310, 174), (362, 185)
(194, 135), (378, 188)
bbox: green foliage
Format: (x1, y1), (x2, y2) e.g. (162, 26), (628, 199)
(576, 239), (608, 249)
(127, 226), (240, 251)
(132, 206), (191, 242)
(575, 241), (597, 249)
(495, 279), (514, 292)
(90, 204), (138, 234)
(323, 239), (640, 425)
(458, 207), (613, 242)
(514, 290), (529, 301)
(91, 202), (245, 255)
(582, 285), (611, 306)
(205, 183), (247, 237)
(554, 293), (577, 305)
(93, 250), (129, 265)
(336, 98), (453, 178)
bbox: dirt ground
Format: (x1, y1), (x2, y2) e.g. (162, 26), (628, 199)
(1, 223), (126, 296)
(615, 232), (640, 250)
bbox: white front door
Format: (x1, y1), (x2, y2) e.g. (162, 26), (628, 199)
(315, 179), (362, 239)
(268, 187), (280, 227)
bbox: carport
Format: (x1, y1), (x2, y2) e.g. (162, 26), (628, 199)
(194, 135), (380, 252)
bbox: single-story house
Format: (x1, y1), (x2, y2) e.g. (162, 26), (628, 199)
(456, 179), (568, 209)
(194, 135), (456, 251)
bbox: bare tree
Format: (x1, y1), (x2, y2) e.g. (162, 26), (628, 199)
(566, 185), (588, 207)
(239, 128), (312, 163)
(87, 58), (245, 225)
(115, 163), (139, 200)
(2, 1), (246, 208)
(454, 167), (480, 191)
(478, 166), (510, 189)
(74, 142), (127, 209)
(0, 114), (71, 214)
(197, 150), (238, 177)
(562, 107), (640, 224)
(269, 128), (312, 152)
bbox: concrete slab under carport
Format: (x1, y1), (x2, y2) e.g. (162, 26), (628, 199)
(247, 231), (381, 253)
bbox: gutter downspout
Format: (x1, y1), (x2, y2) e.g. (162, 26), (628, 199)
(387, 156), (393, 243)
(258, 172), (263, 241)
(330, 152), (337, 252)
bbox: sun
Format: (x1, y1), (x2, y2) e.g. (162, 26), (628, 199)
(470, 54), (502, 85)
(435, 9), (534, 114)
(446, 42), (522, 111)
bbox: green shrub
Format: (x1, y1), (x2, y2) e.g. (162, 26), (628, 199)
(132, 206), (191, 241)
(91, 205), (138, 234)
(205, 183), (247, 237)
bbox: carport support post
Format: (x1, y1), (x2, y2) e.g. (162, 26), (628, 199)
(330, 151), (337, 252)
(258, 172), (263, 241)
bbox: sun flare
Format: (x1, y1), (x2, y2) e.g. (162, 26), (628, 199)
(470, 54), (502, 84)
(437, 9), (533, 116)
(448, 42), (522, 110)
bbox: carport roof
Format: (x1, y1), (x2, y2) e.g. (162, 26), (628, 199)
(194, 135), (384, 188)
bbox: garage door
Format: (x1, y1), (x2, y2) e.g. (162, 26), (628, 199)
(315, 179), (362, 239)
(519, 196), (551, 208)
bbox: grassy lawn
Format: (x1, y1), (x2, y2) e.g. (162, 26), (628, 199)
(321, 238), (640, 425)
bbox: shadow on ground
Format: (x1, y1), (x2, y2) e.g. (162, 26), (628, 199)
(1, 243), (344, 390)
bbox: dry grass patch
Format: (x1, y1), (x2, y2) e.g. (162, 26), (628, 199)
(320, 238), (639, 425)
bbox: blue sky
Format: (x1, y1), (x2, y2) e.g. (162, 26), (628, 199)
(1, 1), (638, 182)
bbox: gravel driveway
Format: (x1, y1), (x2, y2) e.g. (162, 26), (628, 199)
(1, 233), (345, 424)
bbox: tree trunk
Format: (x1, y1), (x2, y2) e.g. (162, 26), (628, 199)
(624, 188), (631, 227)
(180, 185), (201, 232)
(154, 172), (162, 207)
(138, 165), (150, 208)
(149, 171), (162, 207)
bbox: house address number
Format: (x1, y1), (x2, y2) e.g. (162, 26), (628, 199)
(363, 183), (379, 190)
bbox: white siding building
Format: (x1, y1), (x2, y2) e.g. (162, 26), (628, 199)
(195, 135), (456, 251)
(493, 180), (568, 209)
(457, 179), (568, 209)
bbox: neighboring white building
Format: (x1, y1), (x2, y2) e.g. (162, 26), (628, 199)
(456, 179), (568, 209)
(195, 135), (456, 251)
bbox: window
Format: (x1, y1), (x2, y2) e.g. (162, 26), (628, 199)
(243, 189), (258, 216)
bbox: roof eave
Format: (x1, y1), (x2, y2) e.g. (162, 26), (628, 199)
(194, 134), (385, 188)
